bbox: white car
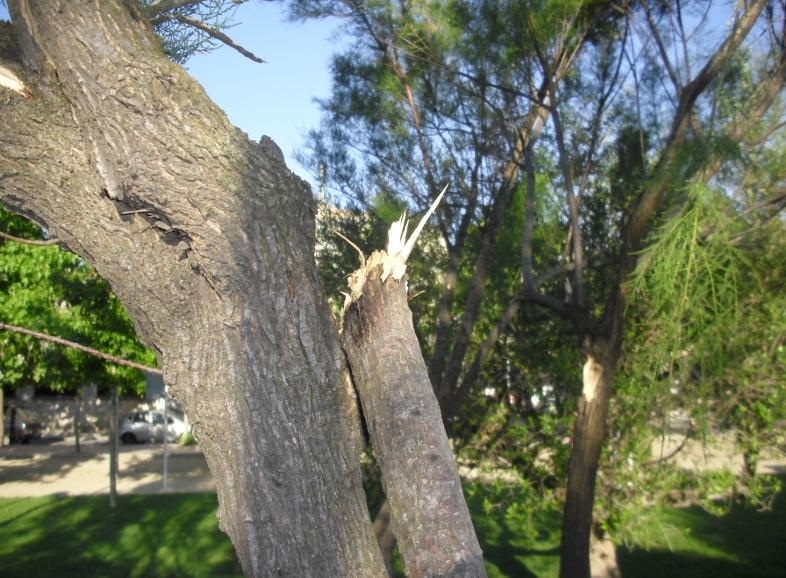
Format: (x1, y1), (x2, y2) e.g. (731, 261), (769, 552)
(119, 409), (187, 444)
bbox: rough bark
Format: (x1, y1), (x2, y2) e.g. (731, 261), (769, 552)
(342, 261), (486, 578)
(0, 1), (385, 576)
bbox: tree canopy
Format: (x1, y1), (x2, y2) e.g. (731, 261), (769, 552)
(297, 0), (786, 575)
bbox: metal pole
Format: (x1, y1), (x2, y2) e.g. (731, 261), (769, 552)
(162, 392), (169, 491)
(109, 384), (118, 508)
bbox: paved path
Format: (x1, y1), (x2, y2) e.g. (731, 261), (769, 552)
(4, 432), (783, 499)
(0, 434), (215, 497)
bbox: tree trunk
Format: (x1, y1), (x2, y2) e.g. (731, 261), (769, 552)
(0, 2), (385, 576)
(342, 261), (486, 578)
(559, 343), (615, 578)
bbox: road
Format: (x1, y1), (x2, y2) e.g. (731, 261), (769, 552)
(0, 434), (215, 497)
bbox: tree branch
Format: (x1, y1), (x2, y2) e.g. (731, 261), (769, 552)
(142, 0), (208, 19)
(0, 229), (59, 245)
(153, 13), (265, 63)
(0, 321), (161, 375)
(624, 0), (767, 253)
(641, 0), (683, 94)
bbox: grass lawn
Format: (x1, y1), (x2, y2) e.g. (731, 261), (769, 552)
(0, 494), (242, 578)
(0, 481), (784, 577)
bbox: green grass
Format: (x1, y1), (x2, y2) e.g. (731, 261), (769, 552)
(462, 476), (786, 578)
(0, 494), (242, 578)
(0, 481), (784, 577)
(616, 495), (786, 578)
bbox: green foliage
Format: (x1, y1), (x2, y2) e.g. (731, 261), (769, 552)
(616, 477), (786, 578)
(463, 478), (562, 577)
(140, 0), (241, 64)
(605, 171), (786, 528)
(627, 183), (746, 393)
(179, 430), (197, 447)
(0, 208), (155, 395)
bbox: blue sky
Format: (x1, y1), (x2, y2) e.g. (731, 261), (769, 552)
(0, 2), (340, 188)
(186, 2), (342, 186)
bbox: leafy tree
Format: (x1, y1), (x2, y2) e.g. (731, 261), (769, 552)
(296, 1), (786, 576)
(1, 207), (154, 395)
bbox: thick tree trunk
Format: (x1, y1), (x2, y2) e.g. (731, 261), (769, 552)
(0, 2), (385, 576)
(342, 261), (486, 578)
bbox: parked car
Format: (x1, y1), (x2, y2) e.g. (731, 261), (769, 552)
(4, 406), (44, 444)
(119, 409), (187, 444)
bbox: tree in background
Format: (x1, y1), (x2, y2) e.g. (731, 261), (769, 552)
(296, 0), (786, 575)
(1, 207), (154, 397)
(292, 0), (612, 410)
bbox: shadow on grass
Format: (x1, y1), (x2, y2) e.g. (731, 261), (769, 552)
(0, 494), (242, 578)
(619, 549), (763, 578)
(464, 481), (557, 578)
(619, 477), (786, 578)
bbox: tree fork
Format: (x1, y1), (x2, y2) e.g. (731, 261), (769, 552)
(1, 1), (387, 576)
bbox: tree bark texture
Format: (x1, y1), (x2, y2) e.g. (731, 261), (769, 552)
(342, 264), (486, 578)
(559, 344), (615, 578)
(0, 2), (385, 576)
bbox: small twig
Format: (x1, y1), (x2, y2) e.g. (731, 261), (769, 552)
(142, 0), (203, 19)
(0, 230), (60, 246)
(332, 228), (366, 268)
(645, 428), (692, 466)
(155, 13), (265, 63)
(407, 290), (425, 301)
(119, 208), (152, 216)
(0, 321), (161, 375)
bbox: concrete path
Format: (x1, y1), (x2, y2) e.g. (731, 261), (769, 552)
(0, 434), (215, 497)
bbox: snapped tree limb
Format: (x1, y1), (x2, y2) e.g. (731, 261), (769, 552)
(339, 185), (487, 578)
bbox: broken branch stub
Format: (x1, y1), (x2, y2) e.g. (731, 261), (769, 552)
(339, 186), (487, 577)
(340, 184), (448, 313)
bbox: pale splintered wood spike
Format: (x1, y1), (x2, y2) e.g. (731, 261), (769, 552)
(387, 184), (448, 262)
(383, 184), (448, 282)
(0, 64), (32, 99)
(341, 185), (449, 313)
